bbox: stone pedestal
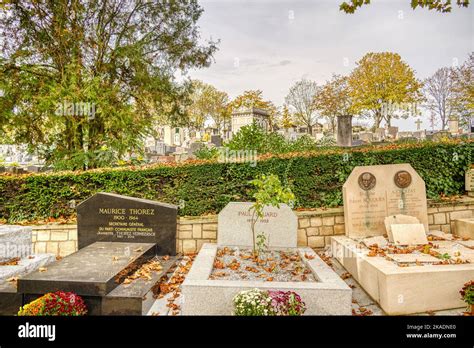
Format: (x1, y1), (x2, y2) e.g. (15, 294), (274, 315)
(337, 115), (352, 147)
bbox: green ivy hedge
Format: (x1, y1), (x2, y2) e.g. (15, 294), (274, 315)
(0, 141), (472, 223)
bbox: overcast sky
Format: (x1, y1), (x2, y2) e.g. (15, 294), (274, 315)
(187, 0), (474, 131)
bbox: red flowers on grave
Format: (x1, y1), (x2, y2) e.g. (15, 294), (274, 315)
(18, 291), (87, 316)
(268, 290), (306, 316)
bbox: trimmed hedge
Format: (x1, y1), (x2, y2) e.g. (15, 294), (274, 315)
(0, 141), (472, 223)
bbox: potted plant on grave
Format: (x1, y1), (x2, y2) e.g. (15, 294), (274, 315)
(18, 291), (87, 316)
(460, 281), (474, 315)
(233, 288), (306, 316)
(249, 174), (295, 257)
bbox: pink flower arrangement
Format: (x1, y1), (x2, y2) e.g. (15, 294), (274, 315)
(233, 288), (306, 316)
(268, 290), (306, 316)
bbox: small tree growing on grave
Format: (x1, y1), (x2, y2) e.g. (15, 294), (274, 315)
(249, 174), (295, 256)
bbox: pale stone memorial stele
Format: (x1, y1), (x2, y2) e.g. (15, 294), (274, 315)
(384, 214), (422, 242)
(390, 224), (428, 245)
(343, 163), (429, 238)
(217, 202), (297, 248)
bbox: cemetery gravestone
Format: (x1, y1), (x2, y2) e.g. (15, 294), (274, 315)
(211, 135), (223, 147)
(336, 115), (352, 147)
(77, 192), (177, 255)
(384, 214), (422, 241)
(19, 193), (178, 315)
(342, 164), (429, 238)
(374, 128), (386, 141)
(358, 132), (374, 143)
(188, 142), (205, 157)
(387, 126), (398, 139)
(466, 168), (474, 197)
(390, 224), (428, 245)
(412, 131), (425, 140)
(217, 202), (297, 248)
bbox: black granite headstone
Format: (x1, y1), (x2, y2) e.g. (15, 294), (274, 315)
(211, 135), (222, 147)
(77, 193), (177, 255)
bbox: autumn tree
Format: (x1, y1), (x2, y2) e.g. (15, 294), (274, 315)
(423, 67), (456, 130)
(285, 79), (320, 135)
(348, 52), (422, 130)
(340, 0), (469, 13)
(0, 0), (217, 169)
(280, 105), (295, 130)
(230, 90), (278, 129)
(451, 53), (474, 128)
(313, 74), (352, 133)
(186, 80), (230, 134)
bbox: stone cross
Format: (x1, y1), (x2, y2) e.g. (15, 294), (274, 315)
(415, 119), (422, 131)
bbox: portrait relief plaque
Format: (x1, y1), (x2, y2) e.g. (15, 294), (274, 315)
(394, 170), (412, 189)
(358, 172), (376, 191)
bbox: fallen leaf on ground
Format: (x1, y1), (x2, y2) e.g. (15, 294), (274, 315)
(245, 266), (259, 273)
(341, 272), (351, 279)
(213, 259), (225, 269)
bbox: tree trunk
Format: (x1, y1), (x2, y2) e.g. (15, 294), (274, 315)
(373, 110), (382, 130)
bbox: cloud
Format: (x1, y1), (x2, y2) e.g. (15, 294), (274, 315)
(187, 0), (473, 130)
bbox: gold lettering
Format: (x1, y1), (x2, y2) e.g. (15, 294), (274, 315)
(99, 208), (126, 215)
(128, 208), (155, 215)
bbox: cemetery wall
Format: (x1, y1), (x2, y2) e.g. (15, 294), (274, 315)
(30, 196), (474, 256)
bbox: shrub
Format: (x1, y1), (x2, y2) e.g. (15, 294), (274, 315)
(291, 134), (317, 151)
(226, 123), (317, 154)
(194, 146), (220, 160)
(226, 122), (289, 154)
(0, 140), (471, 223)
(460, 281), (474, 306)
(18, 291), (87, 316)
(233, 288), (306, 316)
(316, 135), (337, 147)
